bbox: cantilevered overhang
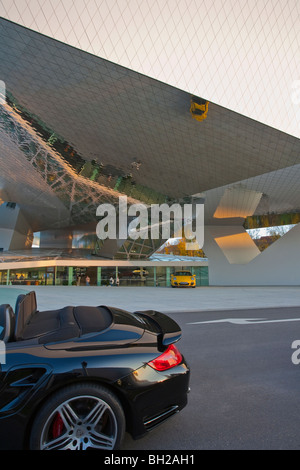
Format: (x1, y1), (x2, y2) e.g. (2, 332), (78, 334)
(0, 17), (299, 235)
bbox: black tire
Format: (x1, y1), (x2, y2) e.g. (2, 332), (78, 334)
(30, 383), (125, 450)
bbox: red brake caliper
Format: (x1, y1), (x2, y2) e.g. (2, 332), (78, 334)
(52, 412), (64, 439)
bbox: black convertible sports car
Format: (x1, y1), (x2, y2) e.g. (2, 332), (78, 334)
(0, 291), (190, 450)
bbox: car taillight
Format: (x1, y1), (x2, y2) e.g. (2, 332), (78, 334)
(148, 344), (182, 371)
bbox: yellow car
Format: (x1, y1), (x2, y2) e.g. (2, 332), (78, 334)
(171, 270), (196, 288)
(132, 269), (149, 277)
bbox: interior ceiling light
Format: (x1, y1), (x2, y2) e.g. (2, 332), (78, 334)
(190, 96), (209, 122)
(131, 160), (142, 170)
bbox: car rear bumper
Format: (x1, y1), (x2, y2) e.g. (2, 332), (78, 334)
(116, 359), (190, 439)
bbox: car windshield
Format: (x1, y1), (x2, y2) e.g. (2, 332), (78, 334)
(175, 271), (192, 276)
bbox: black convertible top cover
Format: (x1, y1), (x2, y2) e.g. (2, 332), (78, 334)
(20, 305), (113, 343)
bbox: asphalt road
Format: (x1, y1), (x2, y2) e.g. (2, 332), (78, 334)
(122, 306), (300, 450)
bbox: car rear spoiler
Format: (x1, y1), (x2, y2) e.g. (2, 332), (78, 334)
(134, 310), (181, 350)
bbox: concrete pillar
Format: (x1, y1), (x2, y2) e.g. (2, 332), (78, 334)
(68, 267), (73, 286)
(97, 267), (102, 286)
(0, 204), (33, 250)
(166, 267), (171, 287)
(204, 223), (300, 286)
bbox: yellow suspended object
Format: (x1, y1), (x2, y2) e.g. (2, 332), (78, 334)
(190, 98), (209, 122)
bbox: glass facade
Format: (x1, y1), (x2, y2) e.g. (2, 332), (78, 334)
(2, 266), (67, 286)
(0, 265), (209, 287)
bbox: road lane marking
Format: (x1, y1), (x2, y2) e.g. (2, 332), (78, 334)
(187, 318), (300, 325)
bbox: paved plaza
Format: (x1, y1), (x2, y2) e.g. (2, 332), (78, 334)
(1, 285), (300, 314)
